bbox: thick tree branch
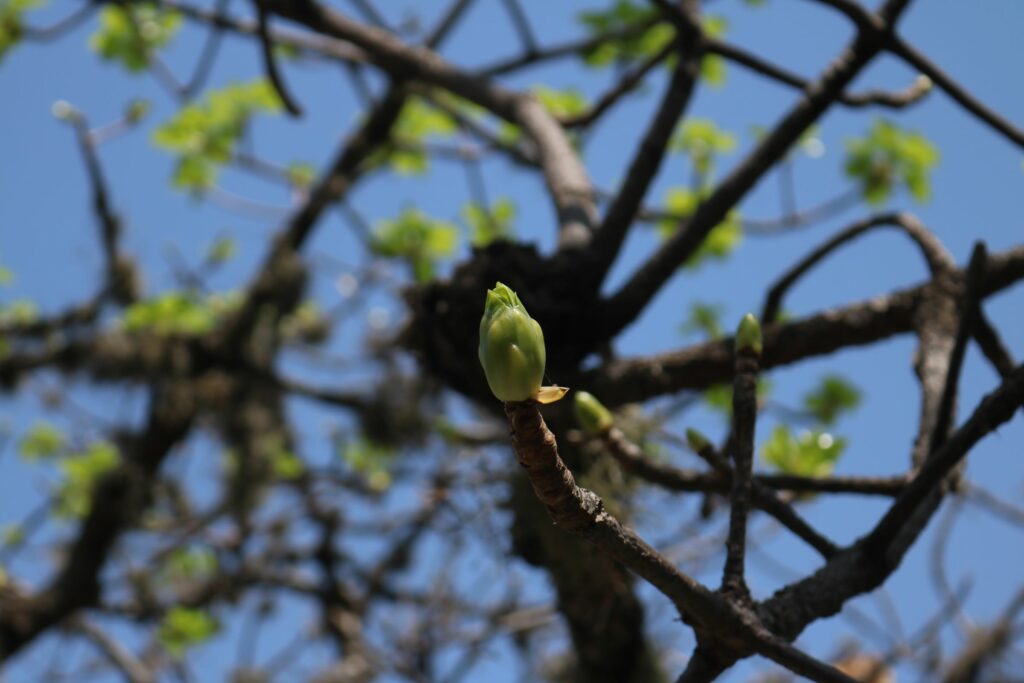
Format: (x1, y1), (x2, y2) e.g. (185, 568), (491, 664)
(599, 2), (910, 340)
(583, 30), (701, 287)
(587, 243), (1024, 406)
(266, 0), (597, 244)
(761, 212), (954, 324)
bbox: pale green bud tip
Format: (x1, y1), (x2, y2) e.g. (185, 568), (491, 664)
(686, 428), (711, 452)
(479, 282), (546, 402)
(735, 313), (762, 355)
(573, 391), (613, 435)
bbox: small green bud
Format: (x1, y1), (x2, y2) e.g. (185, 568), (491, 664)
(573, 391), (613, 435)
(124, 99), (151, 124)
(735, 313), (762, 355)
(479, 282), (546, 402)
(685, 428), (712, 453)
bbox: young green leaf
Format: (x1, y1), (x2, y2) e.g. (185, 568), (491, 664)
(371, 208), (458, 282)
(803, 374), (861, 425)
(844, 119), (939, 205)
(462, 198), (516, 246)
(158, 607), (220, 657)
(56, 441), (119, 518)
(18, 421), (65, 461)
(762, 425), (846, 478)
(153, 80), (282, 192)
(90, 3), (181, 72)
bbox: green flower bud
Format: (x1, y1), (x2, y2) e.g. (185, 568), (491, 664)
(479, 282), (546, 402)
(735, 313), (763, 356)
(573, 391), (613, 435)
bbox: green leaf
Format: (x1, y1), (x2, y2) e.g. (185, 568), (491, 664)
(672, 119), (737, 180)
(158, 607), (220, 657)
(803, 374), (861, 425)
(286, 161), (316, 188)
(844, 119), (939, 205)
(281, 300), (329, 344)
(121, 291), (220, 335)
(0, 0), (43, 64)
(18, 421), (65, 460)
(371, 208), (458, 282)
(340, 438), (394, 491)
(56, 441), (119, 518)
(270, 448), (304, 480)
(163, 546), (218, 584)
(687, 215), (742, 269)
(205, 236), (236, 265)
(657, 187), (743, 268)
(89, 3), (181, 72)
(153, 80), (282, 191)
(369, 97), (459, 176)
(577, 1), (672, 68)
(0, 299), (38, 326)
(2, 524), (24, 548)
(0, 265), (12, 286)
(533, 86), (589, 119)
(681, 302), (724, 340)
(762, 425), (846, 478)
(700, 55), (727, 88)
(462, 198), (516, 246)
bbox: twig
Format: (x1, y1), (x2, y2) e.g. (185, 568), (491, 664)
(721, 332), (760, 598)
(599, 1), (911, 341)
(761, 212), (954, 324)
(255, 1), (304, 117)
(584, 33), (701, 288)
(707, 38), (931, 110)
(889, 36), (1024, 150)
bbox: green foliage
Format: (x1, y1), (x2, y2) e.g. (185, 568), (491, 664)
(672, 119), (737, 181)
(577, 1), (670, 68)
(657, 187), (743, 269)
(163, 546), (218, 585)
(844, 119), (939, 204)
(268, 444), (304, 480)
(56, 441), (119, 518)
(534, 86), (589, 119)
(699, 16), (729, 87)
(762, 425), (846, 478)
(152, 80), (282, 191)
(90, 3), (181, 72)
(1, 523), (23, 548)
(803, 374), (861, 425)
(370, 97), (459, 176)
(681, 302), (724, 340)
(204, 236), (236, 265)
(281, 300), (329, 345)
(122, 291), (222, 335)
(286, 161), (316, 188)
(371, 208), (458, 282)
(18, 421), (65, 460)
(462, 198), (516, 246)
(0, 265), (12, 286)
(0, 299), (37, 326)
(340, 438), (394, 491)
(158, 607), (220, 657)
(0, 0), (42, 64)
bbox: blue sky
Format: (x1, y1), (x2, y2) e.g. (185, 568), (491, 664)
(2, 1), (1023, 681)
